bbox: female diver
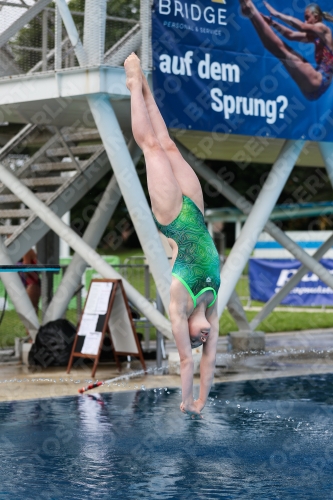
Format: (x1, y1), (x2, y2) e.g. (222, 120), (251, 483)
(239, 1), (333, 100)
(124, 53), (220, 418)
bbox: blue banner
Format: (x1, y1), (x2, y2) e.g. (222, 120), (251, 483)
(249, 258), (333, 305)
(152, 0), (333, 141)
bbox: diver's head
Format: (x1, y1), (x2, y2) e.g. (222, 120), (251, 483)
(305, 4), (323, 23)
(188, 307), (211, 349)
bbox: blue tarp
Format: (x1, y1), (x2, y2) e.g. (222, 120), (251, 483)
(249, 258), (333, 306)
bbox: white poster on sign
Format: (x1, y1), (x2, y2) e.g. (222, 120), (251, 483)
(108, 286), (139, 354)
(78, 314), (99, 336)
(81, 332), (102, 355)
(85, 282), (113, 315)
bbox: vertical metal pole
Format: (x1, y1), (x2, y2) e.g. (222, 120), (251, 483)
(42, 9), (48, 71)
(83, 0), (106, 65)
(140, 0), (150, 70)
(55, 4), (62, 70)
(56, 0), (88, 66)
(144, 264), (150, 350)
(87, 95), (171, 312)
(156, 290), (164, 369)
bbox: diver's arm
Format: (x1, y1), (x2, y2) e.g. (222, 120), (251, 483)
(264, 2), (304, 30)
(169, 306), (196, 410)
(197, 312), (219, 410)
(268, 18), (310, 42)
(264, 2), (328, 36)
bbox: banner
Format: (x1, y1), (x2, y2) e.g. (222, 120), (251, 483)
(249, 258), (333, 306)
(152, 0), (333, 141)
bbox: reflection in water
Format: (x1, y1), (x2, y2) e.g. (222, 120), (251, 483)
(0, 374), (333, 499)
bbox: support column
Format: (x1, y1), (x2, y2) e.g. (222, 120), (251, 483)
(44, 133), (142, 323)
(83, 0), (106, 65)
(140, 0), (150, 70)
(250, 233), (333, 330)
(0, 238), (39, 339)
(176, 141), (333, 299)
(54, 4), (62, 70)
(57, 0), (171, 312)
(56, 0), (87, 66)
(42, 9), (48, 71)
(0, 162), (172, 340)
(87, 95), (171, 311)
(218, 140), (303, 315)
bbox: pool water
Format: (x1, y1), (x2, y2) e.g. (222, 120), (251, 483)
(1, 374), (333, 499)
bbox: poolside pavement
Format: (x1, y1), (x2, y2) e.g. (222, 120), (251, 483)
(0, 328), (332, 402)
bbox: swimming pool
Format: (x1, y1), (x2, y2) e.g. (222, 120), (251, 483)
(0, 374), (332, 499)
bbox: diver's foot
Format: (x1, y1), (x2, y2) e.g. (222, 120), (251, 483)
(124, 53), (142, 90)
(239, 0), (253, 17)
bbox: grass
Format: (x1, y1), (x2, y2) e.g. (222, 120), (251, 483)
(1, 249), (333, 347)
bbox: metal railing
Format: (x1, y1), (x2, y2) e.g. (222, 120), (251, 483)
(0, 0), (150, 78)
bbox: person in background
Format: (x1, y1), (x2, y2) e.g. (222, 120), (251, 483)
(19, 248), (41, 315)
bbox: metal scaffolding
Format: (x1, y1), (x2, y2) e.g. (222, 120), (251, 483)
(0, 0), (332, 351)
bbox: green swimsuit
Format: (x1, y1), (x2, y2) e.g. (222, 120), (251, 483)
(153, 196), (220, 307)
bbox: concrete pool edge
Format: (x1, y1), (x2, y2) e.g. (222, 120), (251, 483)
(0, 328), (332, 402)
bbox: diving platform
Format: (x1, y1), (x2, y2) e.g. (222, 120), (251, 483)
(0, 0), (332, 353)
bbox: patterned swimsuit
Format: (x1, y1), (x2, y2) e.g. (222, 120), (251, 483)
(307, 38), (333, 100)
(153, 196), (220, 308)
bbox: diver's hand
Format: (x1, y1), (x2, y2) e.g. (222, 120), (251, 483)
(180, 400), (203, 418)
(263, 2), (278, 17)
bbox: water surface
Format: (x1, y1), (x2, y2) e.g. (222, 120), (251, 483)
(1, 374), (333, 499)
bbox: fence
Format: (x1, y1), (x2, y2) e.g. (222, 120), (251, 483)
(0, 0), (151, 78)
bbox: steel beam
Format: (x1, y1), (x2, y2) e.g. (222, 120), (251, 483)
(250, 232), (333, 329)
(0, 162), (172, 339)
(6, 150), (111, 262)
(0, 66), (129, 106)
(83, 0), (106, 66)
(87, 94), (171, 311)
(0, 0), (52, 49)
(104, 24), (141, 66)
(216, 140), (303, 316)
(251, 143), (333, 330)
(176, 140), (333, 301)
(55, 0), (87, 66)
(140, 0), (150, 70)
(44, 138), (142, 323)
(54, 4), (62, 71)
(0, 237), (39, 339)
(227, 290), (251, 331)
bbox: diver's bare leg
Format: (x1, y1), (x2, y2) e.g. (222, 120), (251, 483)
(142, 75), (204, 212)
(125, 54), (182, 223)
(239, 0), (322, 94)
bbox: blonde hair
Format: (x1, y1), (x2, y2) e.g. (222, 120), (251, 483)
(307, 3), (333, 22)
